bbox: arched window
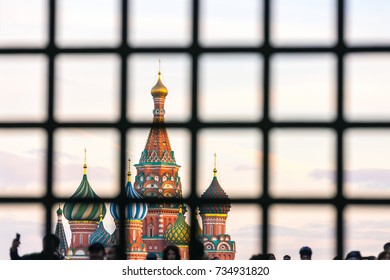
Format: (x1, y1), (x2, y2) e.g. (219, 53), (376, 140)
(147, 224), (154, 237)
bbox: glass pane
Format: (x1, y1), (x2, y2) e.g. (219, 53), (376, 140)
(345, 130), (390, 198)
(0, 204), (45, 260)
(199, 54), (262, 121)
(270, 54), (336, 121)
(56, 0), (120, 46)
(55, 55), (120, 122)
(128, 54), (191, 122)
(271, 0), (336, 46)
(345, 206), (390, 258)
(0, 55), (47, 121)
(198, 129), (261, 198)
(346, 0), (390, 45)
(127, 128), (190, 198)
(54, 129), (120, 198)
(0, 129), (46, 197)
(129, 0), (191, 46)
(345, 54), (390, 121)
(200, 0), (262, 46)
(270, 205), (335, 260)
(270, 129), (336, 198)
(0, 0), (47, 47)
(219, 204), (261, 260)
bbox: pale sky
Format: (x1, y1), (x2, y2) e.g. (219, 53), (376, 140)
(1, 0), (390, 260)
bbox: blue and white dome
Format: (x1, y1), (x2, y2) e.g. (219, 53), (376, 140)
(89, 218), (110, 246)
(110, 167), (148, 221)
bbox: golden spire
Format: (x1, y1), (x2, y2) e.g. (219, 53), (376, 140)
(83, 148), (87, 175)
(179, 204), (183, 214)
(127, 158), (131, 182)
(151, 60), (168, 98)
(213, 152), (217, 177)
(99, 204), (103, 222)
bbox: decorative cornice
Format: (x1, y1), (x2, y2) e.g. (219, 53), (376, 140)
(202, 214), (227, 217)
(69, 220), (99, 225)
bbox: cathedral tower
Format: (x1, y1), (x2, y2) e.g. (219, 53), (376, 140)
(110, 159), (148, 259)
(199, 154), (236, 260)
(63, 149), (106, 259)
(133, 69), (182, 257)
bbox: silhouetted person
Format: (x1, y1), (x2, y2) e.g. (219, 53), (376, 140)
(88, 242), (105, 260)
(299, 246), (312, 260)
(283, 255), (291, 260)
(10, 234), (63, 260)
(106, 245), (126, 260)
(345, 251), (362, 260)
(384, 242), (390, 252)
(250, 253), (275, 260)
(146, 252), (158, 260)
(163, 245), (181, 260)
(190, 239), (207, 260)
(267, 253), (276, 260)
(378, 251), (390, 260)
(250, 254), (266, 260)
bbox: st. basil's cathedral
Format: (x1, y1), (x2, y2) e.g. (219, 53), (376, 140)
(56, 70), (236, 260)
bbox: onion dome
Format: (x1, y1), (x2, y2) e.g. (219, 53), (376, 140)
(110, 159), (148, 221)
(56, 206), (63, 216)
(165, 206), (191, 246)
(199, 153), (231, 215)
(89, 210), (110, 246)
(151, 69), (168, 98)
(63, 149), (106, 222)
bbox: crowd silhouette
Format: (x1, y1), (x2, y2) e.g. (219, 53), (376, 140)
(9, 235), (390, 260)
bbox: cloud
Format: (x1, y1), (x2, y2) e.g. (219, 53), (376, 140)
(230, 222), (334, 240)
(0, 151), (43, 189)
(55, 163), (113, 182)
(230, 224), (261, 238)
(0, 151), (114, 191)
(26, 149), (80, 162)
(309, 168), (390, 189)
(269, 224), (334, 240)
(234, 164), (259, 171)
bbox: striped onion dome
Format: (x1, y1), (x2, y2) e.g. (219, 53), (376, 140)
(63, 173), (106, 222)
(199, 176), (231, 215)
(110, 165), (148, 221)
(164, 207), (190, 246)
(89, 216), (110, 246)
